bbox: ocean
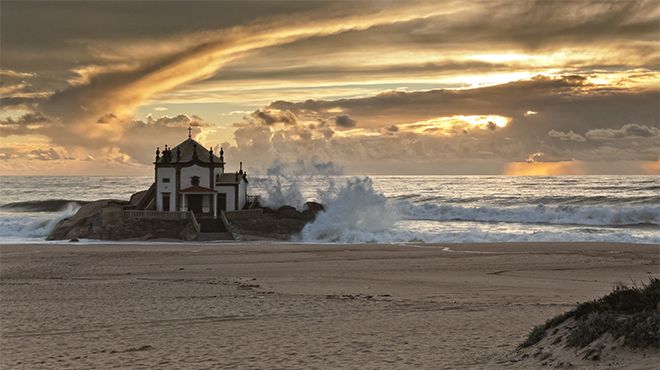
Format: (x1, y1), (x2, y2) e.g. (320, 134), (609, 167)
(0, 175), (658, 244)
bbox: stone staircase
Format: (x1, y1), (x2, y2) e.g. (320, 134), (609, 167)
(196, 214), (234, 240)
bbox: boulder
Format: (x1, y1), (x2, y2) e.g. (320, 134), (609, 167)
(47, 200), (198, 241)
(225, 202), (325, 240)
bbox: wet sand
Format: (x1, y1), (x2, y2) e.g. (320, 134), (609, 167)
(0, 242), (658, 369)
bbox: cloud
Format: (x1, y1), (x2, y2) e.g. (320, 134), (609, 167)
(1, 1), (658, 174)
(334, 114), (357, 128)
(548, 129), (586, 142)
(96, 113), (119, 124)
(585, 123), (660, 140)
(250, 109), (298, 126)
(27, 148), (74, 161)
(0, 69), (37, 78)
(525, 152), (546, 163)
(10, 1), (450, 151)
(0, 112), (51, 136)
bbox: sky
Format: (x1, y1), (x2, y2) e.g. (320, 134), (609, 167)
(0, 0), (658, 176)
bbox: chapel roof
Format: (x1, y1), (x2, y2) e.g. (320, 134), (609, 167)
(156, 137), (222, 164)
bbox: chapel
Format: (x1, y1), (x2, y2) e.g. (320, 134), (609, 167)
(154, 127), (249, 218)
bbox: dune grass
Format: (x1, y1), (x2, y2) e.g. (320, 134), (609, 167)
(522, 278), (660, 349)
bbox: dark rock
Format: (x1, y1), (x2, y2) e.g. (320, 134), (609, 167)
(47, 200), (198, 241)
(277, 205), (301, 219)
(262, 207), (277, 214)
(304, 201), (324, 214)
(129, 190), (148, 206)
(68, 238), (79, 242)
(225, 202), (324, 240)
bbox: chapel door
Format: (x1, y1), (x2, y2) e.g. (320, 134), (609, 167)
(162, 194), (170, 211)
(188, 195), (203, 215)
(217, 194), (227, 212)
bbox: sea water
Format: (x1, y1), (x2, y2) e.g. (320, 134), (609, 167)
(0, 176), (658, 244)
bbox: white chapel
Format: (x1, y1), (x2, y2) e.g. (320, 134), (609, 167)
(154, 127), (249, 217)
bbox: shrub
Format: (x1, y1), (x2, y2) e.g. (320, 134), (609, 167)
(521, 278), (660, 349)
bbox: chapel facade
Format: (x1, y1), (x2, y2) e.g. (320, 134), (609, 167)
(154, 128), (248, 217)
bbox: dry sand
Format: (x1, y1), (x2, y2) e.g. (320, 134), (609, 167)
(0, 242), (658, 369)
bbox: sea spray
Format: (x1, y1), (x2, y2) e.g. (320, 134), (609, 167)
(258, 176), (306, 210)
(300, 177), (399, 242)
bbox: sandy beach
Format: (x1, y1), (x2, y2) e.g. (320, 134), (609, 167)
(1, 242), (658, 369)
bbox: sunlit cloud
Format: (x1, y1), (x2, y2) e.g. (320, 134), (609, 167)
(398, 115), (511, 135)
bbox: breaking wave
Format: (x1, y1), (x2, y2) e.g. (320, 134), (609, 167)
(258, 177), (306, 210)
(399, 203), (660, 227)
(298, 177), (660, 244)
(0, 199), (89, 212)
(0, 202), (80, 239)
(300, 177), (397, 242)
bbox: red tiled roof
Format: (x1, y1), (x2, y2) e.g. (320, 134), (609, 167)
(179, 185), (217, 193)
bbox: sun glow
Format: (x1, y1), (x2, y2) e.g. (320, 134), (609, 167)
(398, 114), (511, 135)
(504, 161), (584, 176)
(456, 115), (510, 128)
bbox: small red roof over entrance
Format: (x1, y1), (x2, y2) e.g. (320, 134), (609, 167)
(180, 185), (217, 193)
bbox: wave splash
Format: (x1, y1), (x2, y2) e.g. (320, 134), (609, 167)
(300, 177), (398, 242)
(298, 177), (660, 243)
(258, 177), (306, 210)
(0, 202), (80, 238)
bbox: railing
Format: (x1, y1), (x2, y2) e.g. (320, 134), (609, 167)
(188, 210), (201, 234)
(124, 210), (193, 220)
(124, 209), (201, 235)
(247, 195), (260, 204)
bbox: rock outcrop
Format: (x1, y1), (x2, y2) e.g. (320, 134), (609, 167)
(225, 202), (324, 240)
(47, 200), (198, 241)
(47, 188), (323, 241)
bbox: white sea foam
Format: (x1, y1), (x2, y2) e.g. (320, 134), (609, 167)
(0, 202), (80, 239)
(397, 202), (660, 227)
(299, 177), (399, 242)
(297, 176), (660, 244)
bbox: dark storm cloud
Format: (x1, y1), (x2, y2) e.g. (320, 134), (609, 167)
(585, 123), (660, 140)
(251, 109), (298, 126)
(334, 114), (357, 129)
(547, 130), (586, 142)
(269, 75), (658, 137)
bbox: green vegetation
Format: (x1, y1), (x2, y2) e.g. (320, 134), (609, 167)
(521, 278), (660, 349)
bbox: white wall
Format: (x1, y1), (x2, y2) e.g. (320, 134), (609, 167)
(181, 165), (210, 189)
(156, 167), (176, 211)
(238, 179), (247, 210)
(213, 167), (224, 183)
(216, 185), (236, 211)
